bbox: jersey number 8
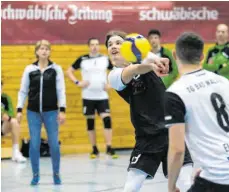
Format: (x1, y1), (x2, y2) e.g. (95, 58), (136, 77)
(210, 93), (229, 133)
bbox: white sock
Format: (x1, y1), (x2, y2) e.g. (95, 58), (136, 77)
(123, 169), (148, 192)
(176, 164), (193, 192)
(13, 144), (19, 153)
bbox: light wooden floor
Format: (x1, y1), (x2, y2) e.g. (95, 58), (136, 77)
(1, 150), (168, 192)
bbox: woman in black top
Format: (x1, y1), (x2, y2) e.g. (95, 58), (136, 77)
(17, 40), (66, 185)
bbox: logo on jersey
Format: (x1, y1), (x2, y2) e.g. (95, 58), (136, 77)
(131, 154), (141, 164)
(131, 75), (146, 95)
(133, 74), (141, 80)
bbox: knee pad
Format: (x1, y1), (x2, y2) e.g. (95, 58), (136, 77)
(123, 183), (136, 192)
(87, 118), (95, 131)
(103, 116), (111, 129)
(124, 169), (147, 192)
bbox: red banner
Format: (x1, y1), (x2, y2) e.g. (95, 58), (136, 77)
(1, 1), (229, 44)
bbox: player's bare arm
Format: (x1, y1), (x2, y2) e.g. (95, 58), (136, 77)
(66, 66), (89, 88)
(168, 124), (185, 192)
(121, 58), (169, 84)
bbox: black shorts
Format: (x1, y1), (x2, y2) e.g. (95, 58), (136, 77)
(128, 143), (193, 179)
(188, 176), (229, 192)
(82, 99), (110, 116)
(128, 147), (168, 179)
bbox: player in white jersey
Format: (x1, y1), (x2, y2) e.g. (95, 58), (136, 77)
(164, 32), (229, 192)
(66, 38), (118, 159)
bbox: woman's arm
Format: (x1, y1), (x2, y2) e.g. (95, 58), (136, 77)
(56, 65), (66, 112)
(17, 66), (30, 112)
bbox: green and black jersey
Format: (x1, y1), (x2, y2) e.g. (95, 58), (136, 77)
(1, 93), (15, 118)
(203, 42), (229, 80)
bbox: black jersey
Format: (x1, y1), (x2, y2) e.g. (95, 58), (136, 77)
(109, 68), (168, 153)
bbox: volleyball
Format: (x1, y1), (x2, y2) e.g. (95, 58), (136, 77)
(120, 33), (151, 63)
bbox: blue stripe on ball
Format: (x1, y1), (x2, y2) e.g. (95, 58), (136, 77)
(136, 35), (143, 39)
(126, 37), (142, 63)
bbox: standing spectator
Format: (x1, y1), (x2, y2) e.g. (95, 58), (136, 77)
(148, 29), (179, 88)
(17, 40), (66, 185)
(1, 81), (27, 163)
(203, 24), (229, 79)
(66, 37), (117, 159)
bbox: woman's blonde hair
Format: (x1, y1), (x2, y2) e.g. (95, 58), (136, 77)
(35, 40), (51, 59)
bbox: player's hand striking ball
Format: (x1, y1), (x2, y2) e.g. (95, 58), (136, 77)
(152, 57), (169, 77)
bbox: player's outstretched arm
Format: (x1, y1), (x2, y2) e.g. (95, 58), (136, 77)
(109, 65), (155, 90)
(121, 64), (153, 84)
(121, 58), (169, 84)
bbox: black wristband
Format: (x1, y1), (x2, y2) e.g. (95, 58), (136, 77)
(60, 107), (66, 113)
(17, 108), (22, 113)
(75, 80), (79, 85)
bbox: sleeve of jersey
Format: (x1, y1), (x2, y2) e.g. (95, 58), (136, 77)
(56, 66), (66, 112)
(1, 101), (6, 114)
(72, 57), (82, 70)
(202, 47), (219, 71)
(108, 68), (126, 91)
(17, 66), (30, 112)
(164, 92), (186, 127)
(117, 88), (131, 104)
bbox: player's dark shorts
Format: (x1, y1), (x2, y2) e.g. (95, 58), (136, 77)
(82, 99), (110, 116)
(128, 143), (193, 179)
(187, 176), (229, 192)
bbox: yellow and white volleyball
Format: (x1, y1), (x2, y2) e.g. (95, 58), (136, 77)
(120, 33), (151, 63)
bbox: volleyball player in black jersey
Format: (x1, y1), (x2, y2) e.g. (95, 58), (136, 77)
(106, 31), (193, 192)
